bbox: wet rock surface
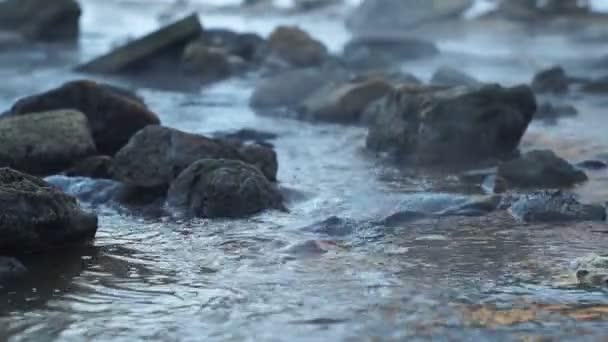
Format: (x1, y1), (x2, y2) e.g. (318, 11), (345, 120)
(7, 80), (161, 155)
(65, 156), (113, 179)
(0, 168), (98, 254)
(498, 150), (588, 188)
(298, 78), (394, 123)
(366, 83), (536, 165)
(0, 257), (27, 281)
(264, 26), (328, 67)
(430, 66), (480, 87)
(167, 159), (284, 218)
(111, 126), (277, 188)
(531, 66), (570, 94)
(0, 110), (96, 175)
(506, 190), (606, 223)
(343, 34), (439, 63)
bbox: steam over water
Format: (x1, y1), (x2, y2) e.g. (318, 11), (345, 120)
(2, 0), (608, 341)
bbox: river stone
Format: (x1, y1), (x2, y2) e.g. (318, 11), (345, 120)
(534, 102), (577, 122)
(343, 34), (439, 62)
(7, 80), (161, 156)
(0, 0), (81, 42)
(167, 159), (284, 218)
(508, 190), (606, 223)
(264, 26), (328, 67)
(236, 143), (278, 182)
(181, 42), (233, 82)
(298, 78), (394, 123)
(346, 0), (472, 32)
(581, 76), (608, 94)
(366, 83), (536, 165)
(531, 66), (569, 94)
(199, 29), (265, 62)
(498, 150), (587, 188)
(430, 66), (480, 87)
(112, 126), (277, 188)
(0, 168), (98, 254)
(77, 14), (203, 73)
(250, 68), (347, 109)
(0, 110), (96, 175)
(572, 254), (608, 287)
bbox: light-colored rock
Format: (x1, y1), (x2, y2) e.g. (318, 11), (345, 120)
(0, 110), (95, 175)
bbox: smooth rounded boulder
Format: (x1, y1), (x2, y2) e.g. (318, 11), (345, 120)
(0, 168), (98, 254)
(0, 110), (96, 175)
(7, 80), (161, 155)
(167, 159), (284, 218)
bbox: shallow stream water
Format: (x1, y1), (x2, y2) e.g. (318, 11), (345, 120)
(1, 1), (608, 340)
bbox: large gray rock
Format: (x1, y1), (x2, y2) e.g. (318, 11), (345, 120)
(0, 0), (81, 42)
(347, 0), (472, 32)
(0, 168), (98, 254)
(0, 110), (96, 175)
(167, 159), (284, 218)
(298, 78), (394, 123)
(77, 14), (203, 74)
(507, 190), (605, 223)
(264, 26), (328, 67)
(7, 80), (161, 155)
(366, 84), (536, 165)
(111, 126), (277, 188)
(498, 150), (587, 188)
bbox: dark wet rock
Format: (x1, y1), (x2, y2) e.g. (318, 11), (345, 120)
(65, 156), (113, 179)
(0, 31), (26, 48)
(300, 216), (356, 236)
(580, 76), (608, 94)
(236, 143), (278, 182)
(7, 80), (161, 156)
(430, 67), (480, 87)
(250, 67), (347, 109)
(534, 102), (577, 122)
(366, 84), (536, 165)
(264, 26), (328, 67)
(111, 126), (241, 188)
(298, 78), (394, 123)
(112, 126), (277, 188)
(167, 159), (284, 218)
(0, 168), (98, 254)
(212, 128), (278, 145)
(281, 240), (338, 256)
(572, 254), (608, 287)
(459, 167), (498, 184)
(352, 70), (421, 85)
(346, 0), (472, 32)
(343, 34), (439, 63)
(531, 66), (569, 94)
(498, 150), (587, 188)
(0, 110), (95, 176)
(0, 0), (81, 42)
(507, 190), (605, 223)
(576, 160), (608, 170)
(200, 29), (265, 62)
(181, 42), (233, 82)
(77, 14), (203, 74)
(0, 257), (27, 281)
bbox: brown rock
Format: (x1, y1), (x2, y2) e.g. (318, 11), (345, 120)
(265, 26), (328, 67)
(8, 80), (161, 155)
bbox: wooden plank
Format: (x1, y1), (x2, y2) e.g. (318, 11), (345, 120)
(76, 13), (203, 73)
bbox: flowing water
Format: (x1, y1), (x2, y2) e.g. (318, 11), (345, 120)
(1, 1), (608, 340)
